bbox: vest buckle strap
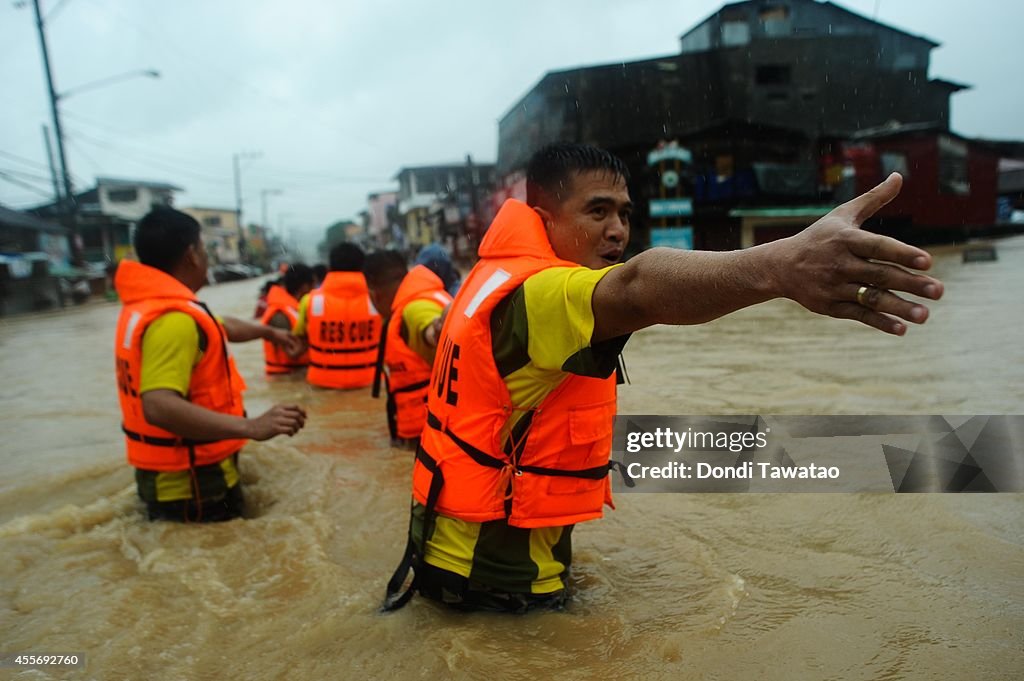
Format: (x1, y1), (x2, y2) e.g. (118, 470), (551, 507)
(426, 410), (620, 483)
(121, 424), (218, 448)
(390, 379), (430, 395)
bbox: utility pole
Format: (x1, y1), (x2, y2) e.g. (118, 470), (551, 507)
(42, 124), (61, 207)
(31, 0), (79, 262)
(233, 151), (261, 264)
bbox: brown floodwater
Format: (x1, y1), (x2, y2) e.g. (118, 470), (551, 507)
(0, 237), (1022, 680)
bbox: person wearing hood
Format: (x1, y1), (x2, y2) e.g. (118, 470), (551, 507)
(114, 207), (307, 522)
(414, 243), (462, 296)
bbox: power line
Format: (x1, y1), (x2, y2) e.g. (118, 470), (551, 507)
(60, 110), (228, 168)
(65, 136), (105, 177)
(44, 0), (73, 22)
(0, 170), (55, 199)
(61, 112), (395, 186)
(0, 166), (54, 184)
(0, 149), (52, 171)
(64, 125), (232, 184)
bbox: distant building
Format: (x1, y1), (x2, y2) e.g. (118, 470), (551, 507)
(365, 190), (399, 248)
(394, 162), (495, 256)
(32, 177), (182, 263)
(497, 0), (989, 248)
(181, 206), (242, 264)
(844, 124), (998, 241)
(0, 205), (69, 315)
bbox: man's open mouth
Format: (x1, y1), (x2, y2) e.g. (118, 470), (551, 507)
(599, 250), (622, 264)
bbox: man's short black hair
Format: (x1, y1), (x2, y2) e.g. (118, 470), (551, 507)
(282, 263), (314, 296)
(313, 264), (327, 283)
(363, 249), (407, 287)
(526, 142), (630, 208)
(329, 242), (365, 272)
(134, 207), (201, 273)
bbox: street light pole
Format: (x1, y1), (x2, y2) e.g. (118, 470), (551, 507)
(233, 151), (262, 263)
(26, 0), (162, 265)
(31, 0), (78, 260)
(59, 69), (160, 99)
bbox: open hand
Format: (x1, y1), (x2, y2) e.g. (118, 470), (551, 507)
(768, 172), (944, 335)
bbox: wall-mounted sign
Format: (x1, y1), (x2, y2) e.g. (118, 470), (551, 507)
(650, 226), (693, 250)
(649, 198), (693, 218)
(647, 145), (693, 165)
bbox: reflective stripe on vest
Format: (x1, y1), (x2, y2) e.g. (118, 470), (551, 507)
(305, 272), (382, 389)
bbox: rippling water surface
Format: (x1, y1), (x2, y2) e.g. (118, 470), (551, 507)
(1, 238), (1022, 680)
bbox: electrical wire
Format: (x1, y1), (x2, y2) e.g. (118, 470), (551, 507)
(0, 171), (55, 198)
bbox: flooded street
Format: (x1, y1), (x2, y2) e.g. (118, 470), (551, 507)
(1, 237), (1022, 680)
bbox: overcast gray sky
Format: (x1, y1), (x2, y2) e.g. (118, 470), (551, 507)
(2, 0), (1021, 257)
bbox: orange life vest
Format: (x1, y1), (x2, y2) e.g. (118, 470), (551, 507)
(412, 200), (618, 529)
(383, 265), (453, 440)
(114, 260), (248, 472)
(260, 285), (308, 374)
(305, 271), (382, 389)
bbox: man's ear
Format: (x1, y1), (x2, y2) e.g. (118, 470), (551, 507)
(532, 205), (554, 233)
(186, 242), (203, 267)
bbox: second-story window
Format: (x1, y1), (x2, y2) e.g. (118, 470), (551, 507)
(107, 188), (138, 203)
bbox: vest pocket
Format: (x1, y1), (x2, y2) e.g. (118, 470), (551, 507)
(568, 399), (616, 446)
(547, 400), (616, 497)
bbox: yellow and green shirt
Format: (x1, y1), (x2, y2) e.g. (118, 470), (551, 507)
(399, 298), (445, 365)
(134, 312), (240, 503)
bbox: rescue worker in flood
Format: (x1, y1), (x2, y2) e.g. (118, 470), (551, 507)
(292, 243), (382, 390)
(384, 142), (944, 612)
(114, 207), (307, 523)
(364, 250), (453, 449)
(260, 263), (314, 375)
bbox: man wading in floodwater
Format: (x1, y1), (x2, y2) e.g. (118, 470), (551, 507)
(115, 208), (307, 522)
(384, 142), (943, 613)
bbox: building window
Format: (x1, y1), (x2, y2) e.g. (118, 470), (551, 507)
(756, 65), (791, 85)
(760, 5), (791, 36)
(203, 215), (222, 227)
(759, 5), (790, 22)
(107, 188), (138, 203)
(938, 136), (970, 196)
(416, 173), (440, 195)
(880, 152), (909, 179)
(893, 53), (921, 70)
(721, 20), (750, 46)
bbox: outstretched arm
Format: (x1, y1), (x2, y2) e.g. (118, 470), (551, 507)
(222, 315), (304, 356)
(142, 390), (307, 441)
(592, 173), (943, 342)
